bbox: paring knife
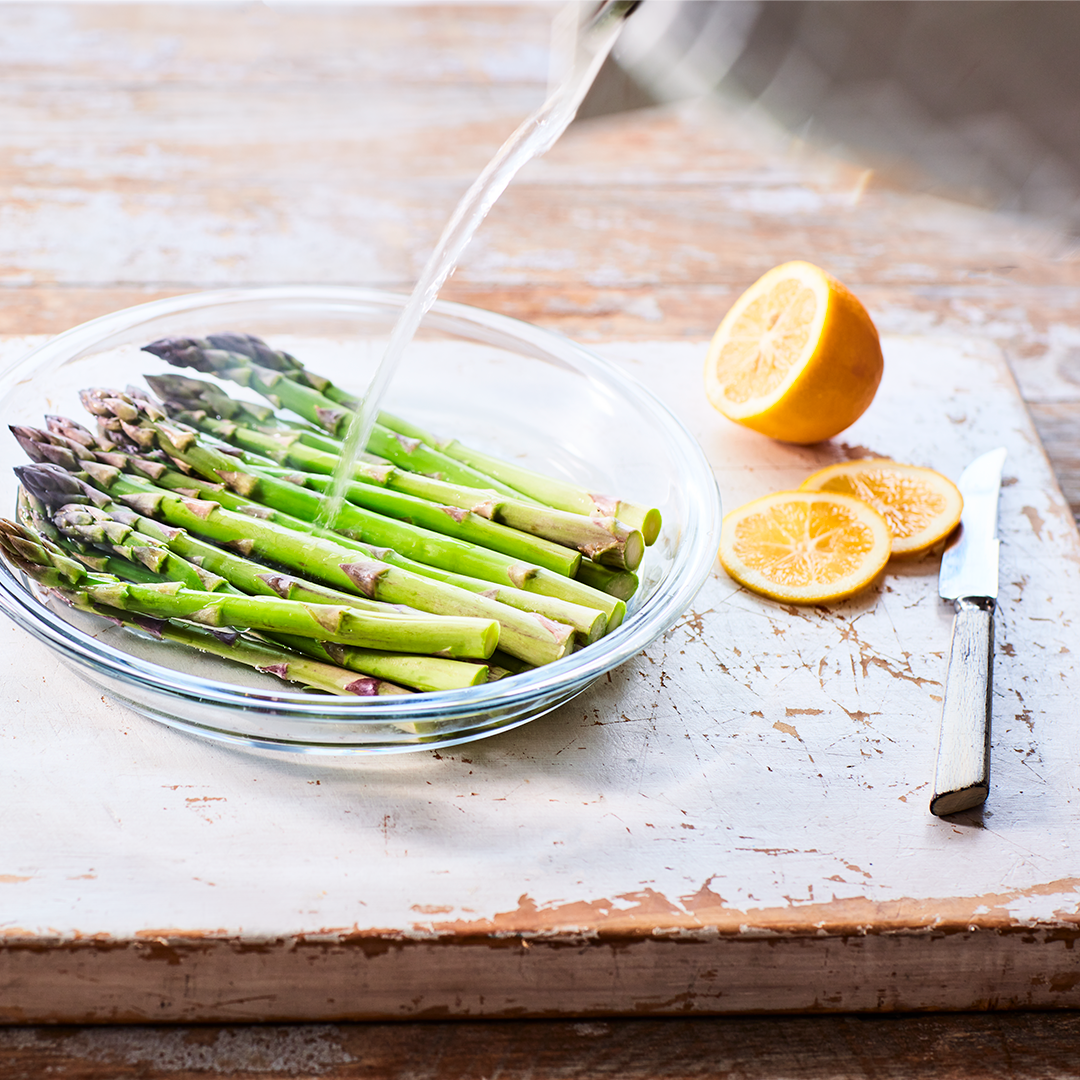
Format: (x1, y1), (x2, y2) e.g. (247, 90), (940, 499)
(930, 447), (1007, 817)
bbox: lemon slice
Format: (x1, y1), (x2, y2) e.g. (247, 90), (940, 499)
(719, 491), (891, 603)
(704, 261), (884, 444)
(800, 459), (963, 555)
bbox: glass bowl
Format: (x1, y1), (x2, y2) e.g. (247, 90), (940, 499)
(0, 286), (721, 754)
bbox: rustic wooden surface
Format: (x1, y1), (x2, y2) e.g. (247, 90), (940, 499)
(5, 1), (1080, 1074)
(4, 1012), (1080, 1080)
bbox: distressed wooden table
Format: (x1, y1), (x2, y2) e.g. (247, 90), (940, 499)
(4, 2), (1080, 1074)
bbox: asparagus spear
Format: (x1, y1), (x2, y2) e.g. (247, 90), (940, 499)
(320, 536), (608, 644)
(16, 544), (497, 660)
(62, 455), (611, 642)
(17, 485), (61, 542)
(19, 420), (627, 639)
(142, 337), (525, 495)
(18, 413), (620, 647)
(17, 462), (575, 667)
(178, 462), (624, 629)
(51, 500), (398, 615)
(48, 501), (493, 692)
(45, 396), (624, 623)
(380, 411), (663, 545)
(8, 354), (645, 694)
(147, 378), (644, 570)
(105, 577), (496, 657)
(77, 390), (582, 577)
(51, 503), (231, 594)
(262, 633), (487, 693)
(0, 515), (86, 587)
(144, 459), (626, 630)
(37, 401), (629, 619)
(21, 475), (492, 693)
(18, 487), (169, 585)
(293, 468), (641, 572)
(574, 558), (640, 602)
(142, 625), (415, 698)
(1, 518), (414, 697)
(141, 333), (662, 543)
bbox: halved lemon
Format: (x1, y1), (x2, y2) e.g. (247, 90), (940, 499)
(719, 491), (891, 603)
(704, 261), (883, 444)
(800, 459), (963, 556)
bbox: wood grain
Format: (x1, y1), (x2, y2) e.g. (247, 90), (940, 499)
(1027, 402), (1080, 516)
(3, 1013), (1080, 1080)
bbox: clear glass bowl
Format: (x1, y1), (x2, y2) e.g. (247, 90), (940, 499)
(0, 287), (721, 754)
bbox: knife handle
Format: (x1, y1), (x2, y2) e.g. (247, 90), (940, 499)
(930, 597), (995, 817)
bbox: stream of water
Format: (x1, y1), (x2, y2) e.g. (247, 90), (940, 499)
(317, 1), (636, 528)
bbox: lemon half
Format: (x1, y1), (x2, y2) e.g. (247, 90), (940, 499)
(705, 261), (884, 444)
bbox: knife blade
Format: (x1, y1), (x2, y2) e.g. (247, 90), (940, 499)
(930, 447), (1007, 817)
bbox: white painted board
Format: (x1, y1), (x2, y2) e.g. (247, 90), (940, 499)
(2, 333), (1078, 1019)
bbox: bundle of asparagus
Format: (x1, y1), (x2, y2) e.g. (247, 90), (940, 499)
(2, 333), (662, 702)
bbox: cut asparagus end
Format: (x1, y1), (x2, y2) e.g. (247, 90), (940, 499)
(624, 506), (662, 547)
(575, 559), (640, 602)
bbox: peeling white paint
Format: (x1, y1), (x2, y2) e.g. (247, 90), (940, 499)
(0, 334), (1077, 947)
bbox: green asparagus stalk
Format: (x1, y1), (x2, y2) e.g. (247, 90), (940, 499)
(10, 365), (639, 691)
(142, 338), (525, 495)
(26, 481), (486, 695)
(262, 633), (488, 693)
(574, 558), (640, 601)
(78, 390), (581, 577)
(148, 383), (644, 571)
(121, 452), (609, 643)
(0, 516), (87, 588)
(17, 462), (575, 667)
(141, 373), (349, 456)
(51, 504), (231, 594)
(17, 485), (61, 542)
(140, 459), (626, 631)
(1, 518), (415, 697)
(38, 558), (497, 661)
(20, 414), (622, 647)
(166, 477), (607, 641)
(287, 467), (642, 572)
(145, 625), (415, 697)
(40, 399), (629, 623)
(381, 411), (663, 545)
(323, 536), (607, 644)
(57, 396), (625, 620)
(165, 462), (625, 630)
(141, 334), (662, 543)
(48, 501), (492, 692)
(273, 464), (583, 575)
(51, 500), (398, 615)
(46, 494), (490, 692)
(18, 488), (168, 585)
(21, 423), (626, 641)
(94, 578), (495, 657)
(149, 373), (643, 557)
(12, 423), (98, 472)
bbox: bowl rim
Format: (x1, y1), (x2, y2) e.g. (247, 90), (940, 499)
(0, 284), (721, 727)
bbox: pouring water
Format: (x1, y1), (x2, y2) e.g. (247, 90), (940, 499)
(318, 1), (638, 528)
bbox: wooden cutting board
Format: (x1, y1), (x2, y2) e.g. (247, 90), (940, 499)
(2, 332), (1079, 1022)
